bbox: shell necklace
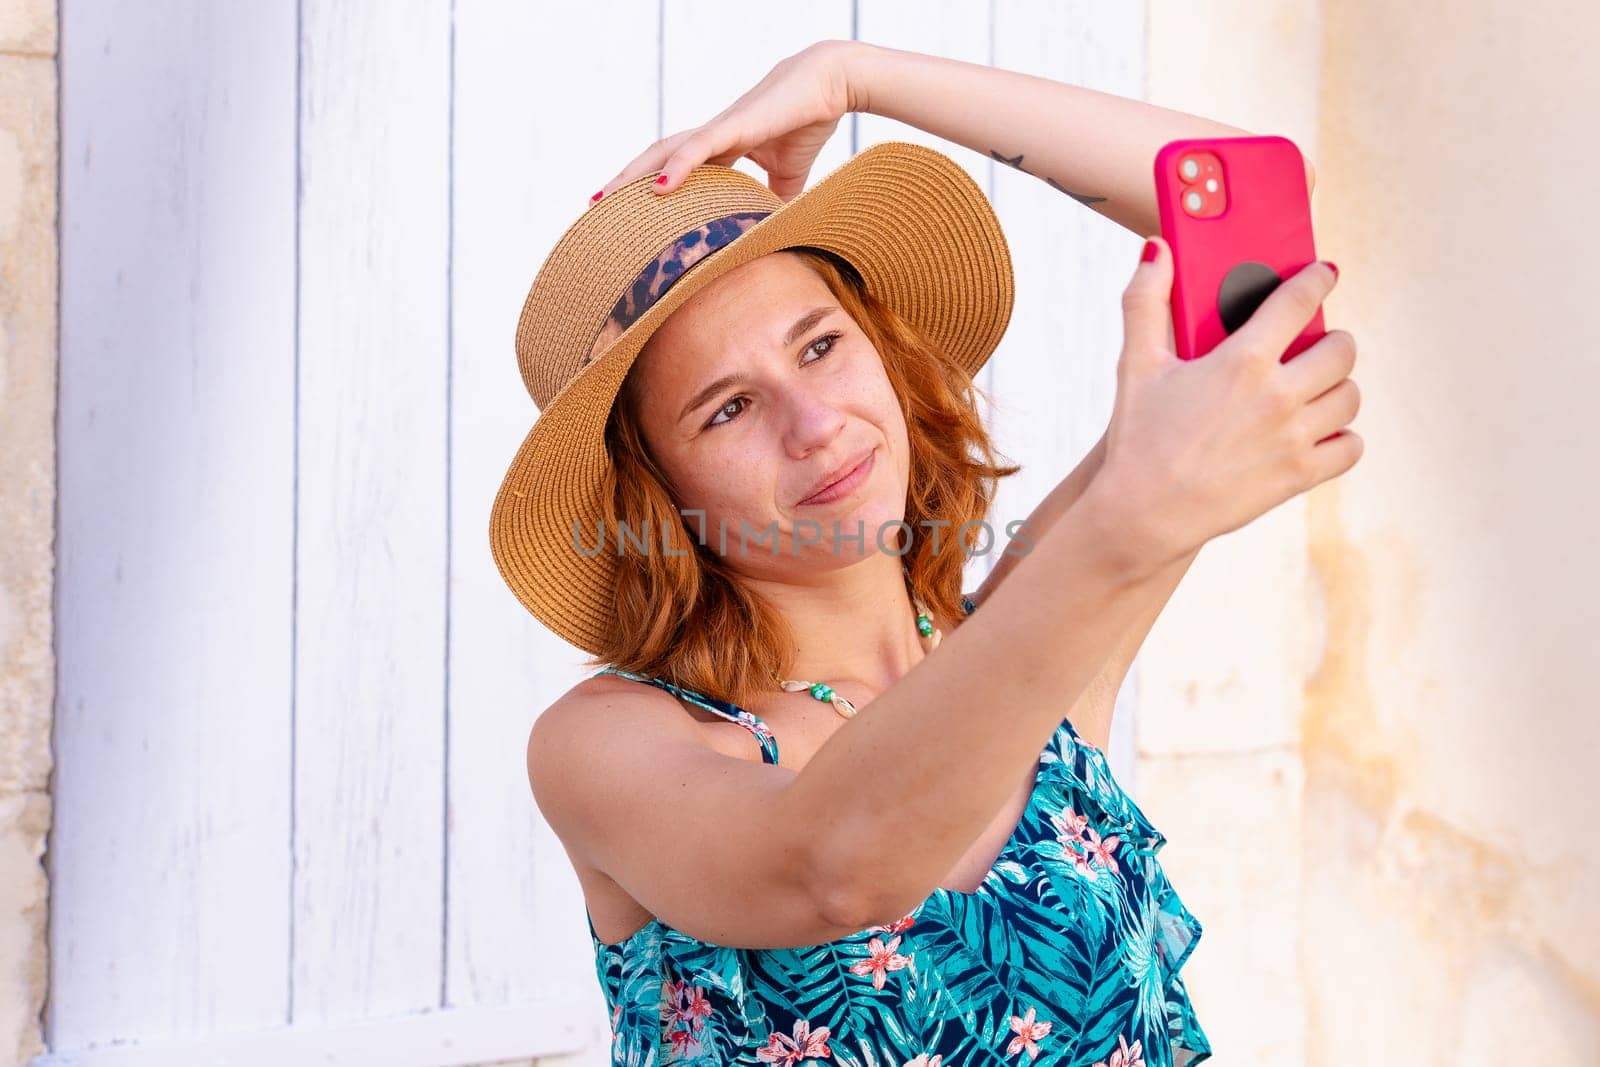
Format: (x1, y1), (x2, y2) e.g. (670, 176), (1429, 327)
(773, 594), (942, 720)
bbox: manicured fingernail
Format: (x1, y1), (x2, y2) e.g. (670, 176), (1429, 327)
(655, 175), (669, 186)
(1140, 239), (1159, 263)
(590, 189), (603, 203)
(1324, 260), (1339, 279)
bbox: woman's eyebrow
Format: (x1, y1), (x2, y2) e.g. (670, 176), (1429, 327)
(781, 305), (837, 347)
(676, 306), (839, 424)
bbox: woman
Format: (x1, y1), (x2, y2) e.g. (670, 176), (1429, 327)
(491, 41), (1359, 1067)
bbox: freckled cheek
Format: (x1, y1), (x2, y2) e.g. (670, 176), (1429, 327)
(684, 453), (774, 521)
(836, 356), (899, 415)
(834, 360), (881, 397)
(845, 380), (904, 443)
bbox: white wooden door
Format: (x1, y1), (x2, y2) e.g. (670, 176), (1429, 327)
(47, 2), (1142, 1064)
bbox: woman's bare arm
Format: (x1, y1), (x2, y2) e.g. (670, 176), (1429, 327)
(840, 40), (1315, 238)
(528, 484), (1167, 949)
(797, 480), (1187, 929)
(973, 429), (1203, 750)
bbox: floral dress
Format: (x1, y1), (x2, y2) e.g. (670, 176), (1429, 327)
(586, 596), (1211, 1066)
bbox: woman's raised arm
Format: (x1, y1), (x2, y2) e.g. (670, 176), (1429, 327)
(592, 40), (1312, 231)
(840, 40), (1314, 238)
(799, 237), (1357, 928)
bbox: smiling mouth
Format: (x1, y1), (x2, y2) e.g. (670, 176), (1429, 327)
(798, 449), (876, 506)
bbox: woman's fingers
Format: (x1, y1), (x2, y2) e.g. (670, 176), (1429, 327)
(1299, 375), (1362, 446)
(590, 129), (698, 205)
(652, 121), (750, 194)
(1221, 260), (1338, 366)
(589, 122), (752, 207)
(1118, 236), (1176, 369)
(587, 44), (850, 209)
(1304, 426), (1364, 487)
(1278, 328), (1357, 406)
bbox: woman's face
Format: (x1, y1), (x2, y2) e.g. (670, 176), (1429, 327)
(626, 251), (911, 579)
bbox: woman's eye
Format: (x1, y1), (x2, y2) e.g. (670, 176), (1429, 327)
(801, 330), (843, 364)
(703, 330), (844, 430)
(706, 396), (746, 429)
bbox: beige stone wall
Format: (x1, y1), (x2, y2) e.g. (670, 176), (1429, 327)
(0, 2), (56, 1064)
(1141, 5), (1324, 1059)
(1146, 1), (1600, 1062)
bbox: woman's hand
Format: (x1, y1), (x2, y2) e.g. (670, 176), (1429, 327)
(589, 40), (863, 206)
(1098, 237), (1363, 578)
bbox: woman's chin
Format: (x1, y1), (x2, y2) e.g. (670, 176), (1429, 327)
(799, 497), (906, 562)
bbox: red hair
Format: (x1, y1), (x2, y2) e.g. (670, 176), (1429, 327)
(589, 247), (1020, 711)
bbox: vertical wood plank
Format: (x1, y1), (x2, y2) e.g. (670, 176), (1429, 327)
(447, 0), (659, 1033)
(854, 0), (998, 598)
(293, 0), (451, 1024)
(54, 0), (297, 1046)
(661, 1), (852, 181)
(987, 0), (1147, 779)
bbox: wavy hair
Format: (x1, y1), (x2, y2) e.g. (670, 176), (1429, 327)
(588, 246), (1021, 711)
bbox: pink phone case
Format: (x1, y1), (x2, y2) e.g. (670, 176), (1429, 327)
(1154, 135), (1323, 363)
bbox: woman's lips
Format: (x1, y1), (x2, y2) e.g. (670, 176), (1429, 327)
(798, 449), (875, 506)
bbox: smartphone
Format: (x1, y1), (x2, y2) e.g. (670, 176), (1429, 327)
(1154, 135), (1323, 363)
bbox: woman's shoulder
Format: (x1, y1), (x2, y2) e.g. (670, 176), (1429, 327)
(526, 672), (751, 852)
(563, 668), (661, 704)
(528, 673), (740, 941)
(537, 670), (706, 747)
(531, 671), (747, 789)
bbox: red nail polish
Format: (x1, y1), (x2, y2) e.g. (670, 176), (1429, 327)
(590, 189), (603, 203)
(1140, 239), (1158, 263)
(655, 175), (669, 186)
(1324, 260), (1339, 279)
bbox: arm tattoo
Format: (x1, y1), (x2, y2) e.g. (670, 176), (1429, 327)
(990, 149), (1107, 207)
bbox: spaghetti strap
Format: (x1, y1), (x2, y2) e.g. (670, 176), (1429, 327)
(591, 667), (780, 766)
(595, 594), (973, 765)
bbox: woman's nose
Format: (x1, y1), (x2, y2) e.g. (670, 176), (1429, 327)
(781, 388), (847, 454)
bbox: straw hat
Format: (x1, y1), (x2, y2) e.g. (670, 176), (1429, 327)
(488, 140), (1015, 655)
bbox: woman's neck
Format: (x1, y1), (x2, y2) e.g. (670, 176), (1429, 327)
(742, 553), (934, 696)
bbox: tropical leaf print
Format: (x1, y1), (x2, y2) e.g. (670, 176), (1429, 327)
(584, 657), (1211, 1065)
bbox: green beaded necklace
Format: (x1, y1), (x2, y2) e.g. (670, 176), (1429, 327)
(773, 594), (942, 720)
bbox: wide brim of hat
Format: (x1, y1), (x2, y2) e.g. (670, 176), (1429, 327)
(489, 140), (1015, 656)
